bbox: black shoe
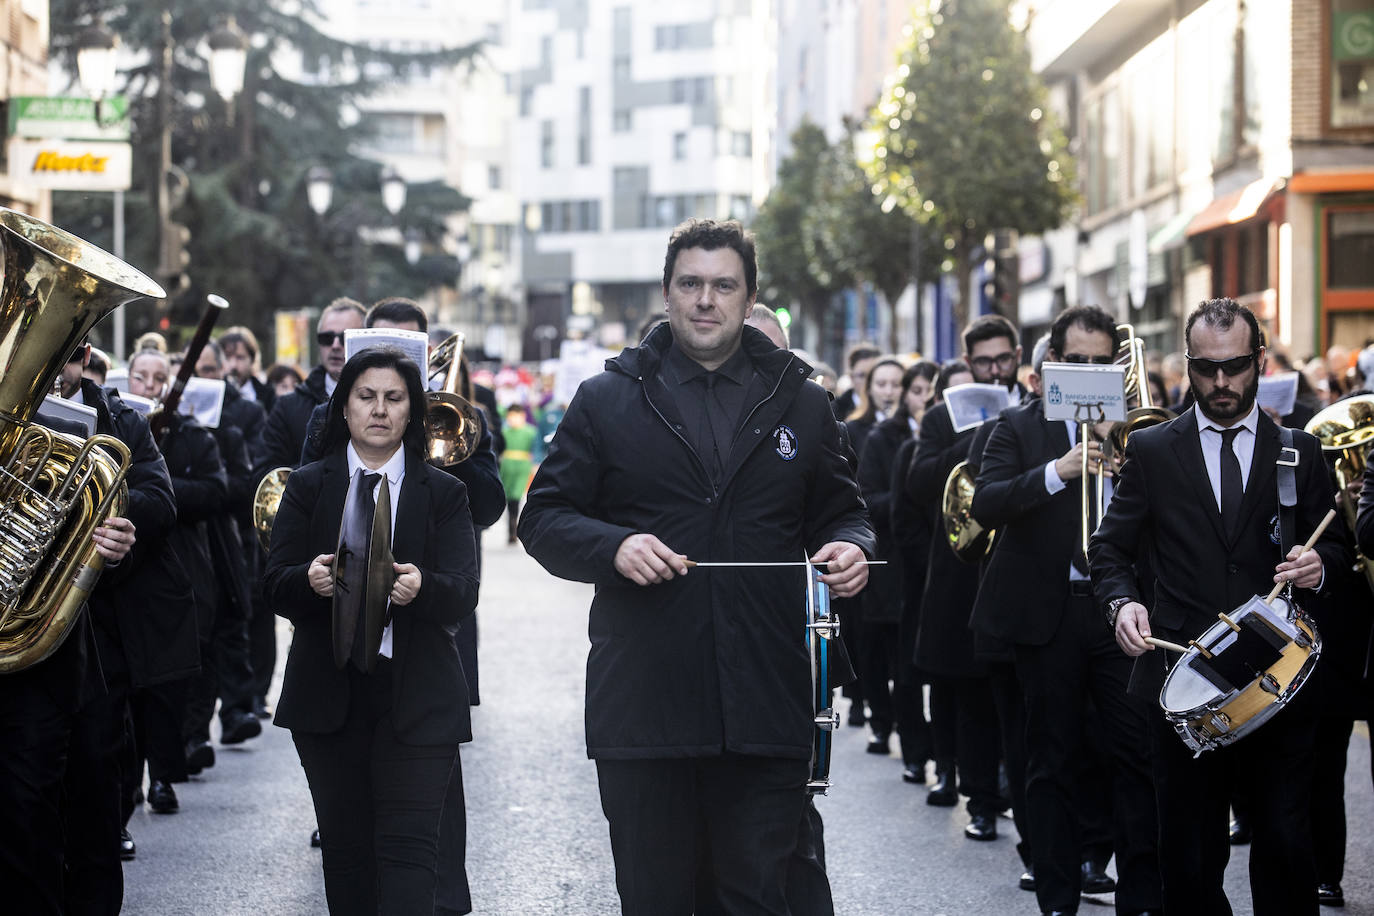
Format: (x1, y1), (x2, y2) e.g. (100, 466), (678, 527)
(1081, 860), (1116, 895)
(1318, 883), (1345, 907)
(120, 828), (136, 861)
(220, 710), (263, 745)
(1229, 816), (1251, 845)
(185, 740), (215, 775)
(147, 780), (179, 814)
(1019, 868), (1036, 891)
(927, 772), (958, 807)
(964, 814), (998, 841)
(310, 828), (321, 849)
(866, 729), (891, 755)
(846, 703), (866, 727)
(902, 763), (926, 784)
(252, 695), (273, 719)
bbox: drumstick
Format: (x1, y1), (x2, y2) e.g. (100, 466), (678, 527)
(1264, 508), (1337, 605)
(1144, 636), (1189, 654)
(681, 560), (888, 568)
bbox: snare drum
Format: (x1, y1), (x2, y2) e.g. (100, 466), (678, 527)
(1158, 590), (1321, 756)
(805, 561), (840, 794)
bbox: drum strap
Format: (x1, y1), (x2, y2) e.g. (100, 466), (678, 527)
(1276, 426), (1299, 557)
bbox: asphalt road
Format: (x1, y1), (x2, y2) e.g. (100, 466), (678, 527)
(123, 528), (1374, 915)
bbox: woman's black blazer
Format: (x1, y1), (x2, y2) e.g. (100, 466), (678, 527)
(265, 447), (480, 745)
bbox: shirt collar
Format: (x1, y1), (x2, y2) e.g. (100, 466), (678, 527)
(324, 373), (338, 397)
(1197, 402), (1260, 436)
(664, 340), (752, 386)
(346, 442), (406, 485)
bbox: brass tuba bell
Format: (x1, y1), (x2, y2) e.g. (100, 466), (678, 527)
(0, 207), (166, 674)
(424, 333), (484, 467)
(942, 459), (994, 562)
(1305, 393), (1374, 594)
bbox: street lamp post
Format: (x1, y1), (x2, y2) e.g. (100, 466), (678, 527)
(380, 166), (406, 216)
(306, 166), (334, 217)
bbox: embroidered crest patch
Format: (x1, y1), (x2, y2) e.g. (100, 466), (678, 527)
(773, 425), (798, 460)
(1269, 513), (1281, 545)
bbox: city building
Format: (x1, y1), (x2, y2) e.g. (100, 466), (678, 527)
(1021, 0), (1374, 360)
(1, 0), (53, 219)
(314, 0), (523, 360)
(510, 0), (775, 357)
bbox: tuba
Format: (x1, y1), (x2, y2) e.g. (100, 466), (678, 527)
(1304, 394), (1374, 594)
(424, 333), (483, 467)
(0, 207), (166, 673)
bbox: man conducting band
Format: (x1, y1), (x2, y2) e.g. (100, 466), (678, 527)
(972, 306), (1160, 916)
(1089, 298), (1347, 916)
(519, 218), (874, 913)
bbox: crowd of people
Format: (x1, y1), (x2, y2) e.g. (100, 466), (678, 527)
(3, 210), (1373, 916)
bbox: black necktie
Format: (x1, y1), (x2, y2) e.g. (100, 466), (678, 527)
(1218, 427), (1243, 538)
(702, 373), (726, 484)
(335, 471), (381, 672)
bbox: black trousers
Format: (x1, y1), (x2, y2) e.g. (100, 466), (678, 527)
(1014, 593), (1160, 914)
(1312, 717), (1355, 885)
(858, 621), (898, 736)
(895, 676), (932, 769)
(132, 678), (189, 784)
(434, 754), (471, 916)
(926, 675), (1001, 817)
(0, 672), (75, 915)
(783, 799), (832, 916)
(64, 674), (130, 916)
(292, 661), (460, 916)
(186, 590), (256, 740)
(595, 754), (810, 915)
(987, 660), (1031, 867)
(1150, 683), (1319, 916)
(248, 563), (277, 702)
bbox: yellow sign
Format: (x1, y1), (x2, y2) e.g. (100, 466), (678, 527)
(32, 150), (111, 173)
(7, 139), (131, 191)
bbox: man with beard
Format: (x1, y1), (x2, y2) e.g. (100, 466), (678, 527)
(219, 326), (276, 414)
(1090, 298), (1346, 916)
(972, 307), (1160, 916)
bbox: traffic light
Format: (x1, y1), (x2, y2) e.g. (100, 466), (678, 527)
(775, 307), (792, 330)
(158, 220), (191, 296)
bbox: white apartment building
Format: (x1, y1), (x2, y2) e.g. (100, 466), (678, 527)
(1022, 0), (1374, 359)
(315, 0), (522, 360)
(510, 0), (775, 354)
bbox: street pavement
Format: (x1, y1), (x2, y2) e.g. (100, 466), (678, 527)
(124, 528), (1374, 914)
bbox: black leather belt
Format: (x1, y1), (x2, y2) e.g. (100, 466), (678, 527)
(1069, 579), (1094, 598)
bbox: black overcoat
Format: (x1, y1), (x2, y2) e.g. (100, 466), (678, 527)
(518, 324), (874, 760)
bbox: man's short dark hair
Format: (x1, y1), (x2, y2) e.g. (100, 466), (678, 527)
(845, 344), (882, 369)
(962, 314), (1019, 355)
(1049, 306), (1121, 357)
(662, 219), (757, 298)
(1184, 298), (1262, 354)
(367, 297), (429, 331)
(219, 326), (260, 361)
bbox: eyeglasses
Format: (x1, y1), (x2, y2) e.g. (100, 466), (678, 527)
(1186, 351), (1257, 378)
(1059, 354), (1116, 365)
(968, 352), (1017, 373)
(317, 331), (347, 347)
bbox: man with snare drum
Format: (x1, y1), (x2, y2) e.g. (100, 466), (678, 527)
(1089, 298), (1347, 916)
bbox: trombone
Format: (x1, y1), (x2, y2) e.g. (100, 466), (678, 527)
(1080, 324), (1175, 558)
(424, 332), (484, 467)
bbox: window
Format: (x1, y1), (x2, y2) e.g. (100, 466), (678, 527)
(1329, 210), (1374, 288)
(613, 56), (631, 82)
(520, 86), (534, 117)
(1330, 0), (1374, 128)
(541, 120), (554, 169)
(673, 132), (687, 160)
(731, 131), (751, 157)
(613, 109), (632, 132)
(578, 87), (592, 165)
(489, 165), (502, 190)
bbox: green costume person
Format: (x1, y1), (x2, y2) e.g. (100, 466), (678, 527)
(499, 404), (537, 544)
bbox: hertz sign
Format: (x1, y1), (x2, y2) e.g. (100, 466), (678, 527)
(7, 139), (131, 191)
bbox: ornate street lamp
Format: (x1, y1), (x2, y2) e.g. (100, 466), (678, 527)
(75, 25), (119, 99)
(307, 166), (334, 216)
(380, 165), (406, 215)
(207, 18), (249, 102)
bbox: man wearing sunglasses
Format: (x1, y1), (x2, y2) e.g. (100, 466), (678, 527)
(255, 298), (365, 479)
(1090, 298), (1346, 916)
(971, 306), (1161, 916)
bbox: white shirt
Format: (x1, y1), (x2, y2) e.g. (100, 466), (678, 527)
(324, 373), (338, 397)
(1195, 403), (1259, 513)
(237, 379), (257, 403)
(345, 442), (406, 658)
(1043, 420), (1113, 581)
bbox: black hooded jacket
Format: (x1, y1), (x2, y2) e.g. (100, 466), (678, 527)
(518, 324), (874, 760)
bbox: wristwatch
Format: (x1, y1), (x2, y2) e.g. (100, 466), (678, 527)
(1106, 596), (1134, 628)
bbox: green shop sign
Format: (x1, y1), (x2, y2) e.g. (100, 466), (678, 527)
(7, 96), (130, 141)
(1334, 11), (1374, 61)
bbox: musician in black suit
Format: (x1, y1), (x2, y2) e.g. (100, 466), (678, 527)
(908, 315), (1023, 841)
(972, 307), (1160, 916)
(265, 347), (480, 915)
(1090, 298), (1346, 916)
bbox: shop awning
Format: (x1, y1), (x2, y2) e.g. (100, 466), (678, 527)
(1287, 171), (1374, 194)
(1185, 178), (1284, 237)
(1147, 209), (1196, 254)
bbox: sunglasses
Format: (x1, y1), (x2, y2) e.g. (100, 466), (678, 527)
(1059, 354), (1116, 365)
(1186, 351), (1257, 378)
(316, 331), (347, 347)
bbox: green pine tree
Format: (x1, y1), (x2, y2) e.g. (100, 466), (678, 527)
(49, 0), (478, 349)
